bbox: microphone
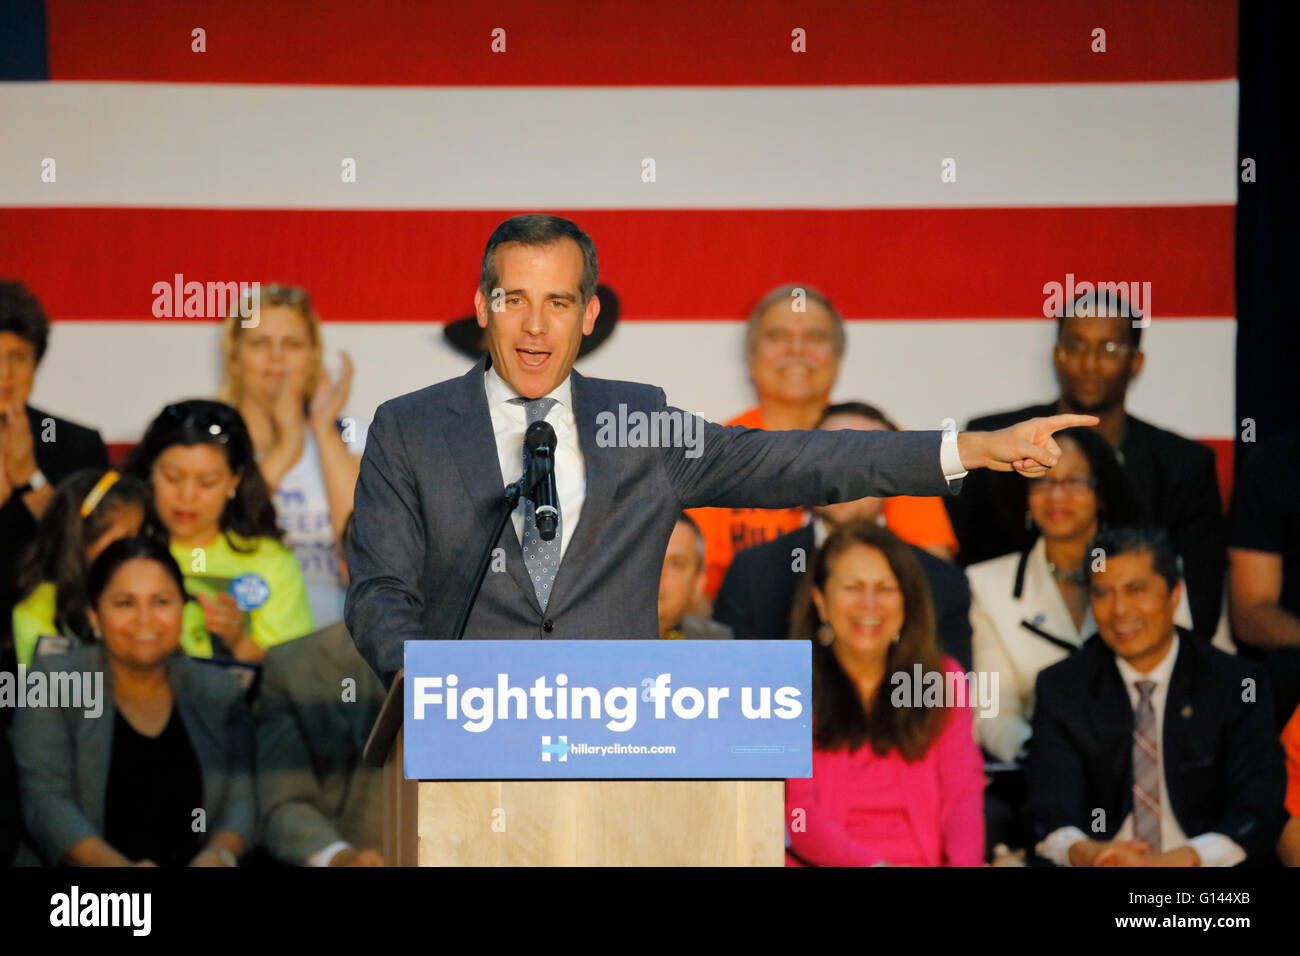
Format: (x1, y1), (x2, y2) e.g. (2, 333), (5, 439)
(524, 421), (559, 541)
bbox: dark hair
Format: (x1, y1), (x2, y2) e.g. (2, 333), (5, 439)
(479, 214), (599, 307)
(0, 279), (51, 363)
(1085, 526), (1180, 592)
(674, 511), (705, 569)
(1055, 290), (1144, 349)
(1026, 426), (1139, 533)
(86, 536), (190, 612)
(790, 521), (948, 760)
(122, 399), (283, 551)
(815, 401), (897, 431)
(16, 469), (159, 640)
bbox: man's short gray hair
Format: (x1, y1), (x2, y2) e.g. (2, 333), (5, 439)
(744, 283), (845, 357)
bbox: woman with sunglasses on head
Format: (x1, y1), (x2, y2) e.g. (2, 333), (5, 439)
(12, 536), (255, 866)
(217, 284), (361, 629)
(11, 468), (154, 666)
(123, 400), (313, 661)
(785, 521), (985, 867)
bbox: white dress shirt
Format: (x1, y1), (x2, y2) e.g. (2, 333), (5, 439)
(483, 365), (966, 562)
(484, 364), (587, 560)
(1036, 635), (1246, 867)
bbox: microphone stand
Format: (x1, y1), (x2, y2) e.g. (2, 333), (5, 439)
(450, 477), (525, 641)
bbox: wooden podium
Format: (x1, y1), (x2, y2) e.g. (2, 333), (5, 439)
(365, 673), (785, 866)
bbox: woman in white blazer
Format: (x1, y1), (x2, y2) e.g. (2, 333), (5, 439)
(967, 427), (1208, 763)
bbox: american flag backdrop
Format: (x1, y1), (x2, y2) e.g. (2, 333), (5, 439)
(0, 0), (1239, 498)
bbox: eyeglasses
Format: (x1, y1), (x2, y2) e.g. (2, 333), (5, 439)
(1054, 339), (1135, 364)
(157, 401), (242, 444)
(1028, 476), (1097, 495)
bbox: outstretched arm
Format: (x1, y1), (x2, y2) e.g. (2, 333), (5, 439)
(665, 393), (1096, 511)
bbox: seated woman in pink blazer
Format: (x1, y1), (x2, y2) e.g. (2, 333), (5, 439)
(786, 521), (985, 867)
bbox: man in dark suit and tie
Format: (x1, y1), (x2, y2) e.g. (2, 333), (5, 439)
(345, 214), (1094, 686)
(1027, 527), (1285, 867)
(943, 292), (1226, 639)
(714, 401), (972, 668)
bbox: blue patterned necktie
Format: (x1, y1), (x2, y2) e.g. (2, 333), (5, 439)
(511, 396), (561, 610)
(1131, 679), (1162, 852)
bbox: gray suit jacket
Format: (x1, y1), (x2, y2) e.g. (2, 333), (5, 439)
(9, 643), (256, 865)
(346, 357), (955, 684)
(254, 621), (385, 865)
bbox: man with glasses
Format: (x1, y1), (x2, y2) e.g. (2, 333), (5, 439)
(944, 292), (1226, 639)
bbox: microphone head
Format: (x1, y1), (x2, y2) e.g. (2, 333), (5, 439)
(525, 420), (557, 451)
(534, 505), (559, 541)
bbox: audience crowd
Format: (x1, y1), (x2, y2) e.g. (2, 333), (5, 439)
(1, 275), (1296, 867)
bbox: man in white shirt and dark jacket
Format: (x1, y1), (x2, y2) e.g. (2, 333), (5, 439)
(1027, 527), (1285, 867)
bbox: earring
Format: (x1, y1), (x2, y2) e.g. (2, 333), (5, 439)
(228, 488), (237, 499)
(891, 632), (902, 645)
(817, 622), (835, 647)
(1024, 509), (1033, 531)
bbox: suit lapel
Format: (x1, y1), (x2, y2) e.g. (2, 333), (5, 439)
(1161, 634), (1194, 825)
(1084, 641), (1134, 816)
(78, 645), (114, 834)
(1017, 540), (1087, 651)
(444, 357), (541, 616)
(547, 370), (617, 613)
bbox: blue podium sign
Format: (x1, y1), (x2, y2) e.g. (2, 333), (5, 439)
(403, 640), (811, 780)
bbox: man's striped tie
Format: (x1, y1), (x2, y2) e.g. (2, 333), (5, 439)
(1131, 679), (1162, 851)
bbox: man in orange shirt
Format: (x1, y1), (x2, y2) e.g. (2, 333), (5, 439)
(687, 284), (958, 601)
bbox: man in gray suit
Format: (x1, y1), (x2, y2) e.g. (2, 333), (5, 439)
(346, 214), (1092, 686)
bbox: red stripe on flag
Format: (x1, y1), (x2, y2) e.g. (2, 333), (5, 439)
(46, 0), (1237, 86)
(1203, 438), (1235, 510)
(0, 206), (1233, 322)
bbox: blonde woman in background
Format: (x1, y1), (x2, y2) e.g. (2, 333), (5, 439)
(219, 284), (361, 628)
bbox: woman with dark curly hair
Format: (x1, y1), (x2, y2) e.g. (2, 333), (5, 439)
(123, 400), (312, 660)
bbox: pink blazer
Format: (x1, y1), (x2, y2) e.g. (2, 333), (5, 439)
(785, 658), (986, 867)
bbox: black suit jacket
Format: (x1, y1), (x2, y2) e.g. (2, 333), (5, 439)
(944, 401), (1225, 637)
(712, 522), (973, 670)
(1025, 628), (1286, 864)
(0, 406), (108, 654)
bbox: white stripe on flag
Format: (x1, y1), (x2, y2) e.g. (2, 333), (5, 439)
(0, 81), (1236, 208)
(30, 318), (1234, 444)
